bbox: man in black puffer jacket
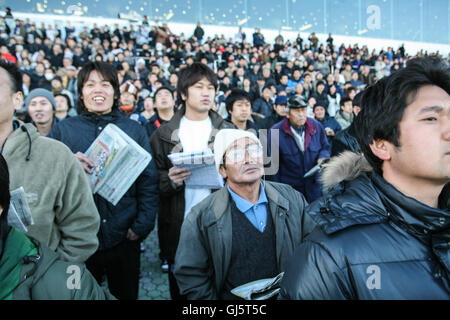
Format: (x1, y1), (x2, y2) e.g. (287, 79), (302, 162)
(280, 57), (450, 300)
(49, 61), (159, 300)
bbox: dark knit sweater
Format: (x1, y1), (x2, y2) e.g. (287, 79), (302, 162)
(221, 200), (278, 300)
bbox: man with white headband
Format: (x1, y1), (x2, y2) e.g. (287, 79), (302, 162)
(173, 128), (315, 300)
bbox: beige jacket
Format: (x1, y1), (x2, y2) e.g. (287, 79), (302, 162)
(2, 121), (99, 262)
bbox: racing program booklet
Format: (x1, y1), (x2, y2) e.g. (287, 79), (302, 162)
(168, 149), (224, 189)
(8, 187), (34, 233)
(231, 272), (285, 300)
(85, 123), (152, 205)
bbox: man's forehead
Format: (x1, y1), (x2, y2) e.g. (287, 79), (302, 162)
(407, 85), (450, 112)
(193, 77), (213, 86)
(0, 68), (8, 81)
(228, 137), (258, 149)
(30, 96), (50, 103)
(234, 98), (251, 105)
(0, 68), (14, 91)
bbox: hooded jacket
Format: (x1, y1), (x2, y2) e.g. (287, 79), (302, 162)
(0, 227), (114, 300)
(279, 151), (450, 300)
(2, 121), (100, 263)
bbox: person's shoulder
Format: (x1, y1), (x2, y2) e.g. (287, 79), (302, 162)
(302, 210), (417, 269)
(265, 180), (300, 197)
(31, 241), (113, 299)
(306, 173), (388, 238)
(186, 187), (231, 223)
(54, 115), (85, 127)
(270, 118), (285, 130)
(307, 117), (325, 131)
(115, 115), (147, 132)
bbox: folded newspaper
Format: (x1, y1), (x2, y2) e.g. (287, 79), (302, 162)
(85, 123), (152, 206)
(168, 149), (224, 189)
(8, 187), (34, 233)
(231, 272), (284, 300)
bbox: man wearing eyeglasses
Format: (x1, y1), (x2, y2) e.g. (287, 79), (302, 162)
(173, 129), (316, 300)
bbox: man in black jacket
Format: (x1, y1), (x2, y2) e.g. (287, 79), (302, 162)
(280, 57), (450, 299)
(49, 61), (159, 300)
(225, 89), (258, 134)
(150, 62), (233, 300)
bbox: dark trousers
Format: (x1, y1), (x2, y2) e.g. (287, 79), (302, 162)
(86, 239), (141, 300)
(168, 263), (187, 300)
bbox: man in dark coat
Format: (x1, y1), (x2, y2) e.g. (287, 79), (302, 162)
(224, 89), (258, 135)
(280, 57), (450, 300)
(252, 85), (274, 118)
(267, 96), (330, 203)
(174, 129), (315, 299)
(193, 22), (205, 43)
(149, 63), (234, 300)
(255, 95), (287, 130)
(49, 61), (159, 300)
(313, 103), (341, 145)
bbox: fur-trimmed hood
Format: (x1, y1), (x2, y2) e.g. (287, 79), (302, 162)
(320, 151), (373, 190)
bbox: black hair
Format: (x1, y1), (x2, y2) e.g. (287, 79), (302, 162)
(316, 80), (325, 87)
(340, 96), (352, 107)
(225, 89), (252, 114)
(177, 62), (218, 106)
(0, 60), (23, 94)
(0, 154), (10, 243)
(153, 86), (174, 101)
(352, 91), (363, 108)
(54, 92), (72, 110)
(354, 57), (450, 175)
(262, 84), (272, 92)
(76, 61), (120, 114)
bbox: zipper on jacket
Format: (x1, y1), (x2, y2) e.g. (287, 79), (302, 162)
(22, 254), (40, 280)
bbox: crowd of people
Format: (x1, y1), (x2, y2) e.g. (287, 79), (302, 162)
(0, 7), (448, 301)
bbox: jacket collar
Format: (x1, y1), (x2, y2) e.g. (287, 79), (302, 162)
(158, 106), (228, 146)
(371, 173), (450, 236)
(210, 181), (290, 222)
(371, 173), (450, 279)
(281, 117), (317, 150)
(80, 109), (120, 123)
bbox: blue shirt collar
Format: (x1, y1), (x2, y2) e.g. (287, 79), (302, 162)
(227, 181), (268, 213)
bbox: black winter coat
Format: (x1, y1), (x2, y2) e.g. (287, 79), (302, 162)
(330, 122), (360, 157)
(149, 107), (233, 262)
(280, 152), (450, 300)
(48, 111), (159, 250)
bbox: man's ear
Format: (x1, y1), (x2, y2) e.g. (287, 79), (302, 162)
(12, 91), (23, 111)
(369, 139), (392, 161)
(219, 165), (227, 179)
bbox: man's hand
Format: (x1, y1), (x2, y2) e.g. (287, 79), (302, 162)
(74, 152), (94, 174)
(168, 167), (191, 187)
(127, 228), (140, 241)
(325, 128), (335, 137)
